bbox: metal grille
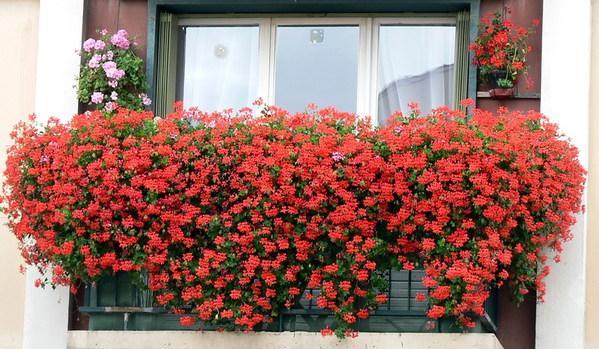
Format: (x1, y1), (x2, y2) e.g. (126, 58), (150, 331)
(292, 269), (428, 314)
(79, 270), (497, 333)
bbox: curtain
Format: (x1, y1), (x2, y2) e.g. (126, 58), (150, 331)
(377, 24), (459, 125)
(182, 26), (260, 112)
(156, 12), (176, 117)
(454, 10), (470, 109)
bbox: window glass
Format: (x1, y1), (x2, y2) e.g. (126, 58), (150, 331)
(274, 26), (359, 113)
(377, 25), (456, 124)
(182, 26), (260, 111)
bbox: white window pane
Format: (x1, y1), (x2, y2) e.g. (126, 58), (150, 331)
(378, 26), (456, 124)
(182, 26), (260, 111)
(275, 26), (359, 113)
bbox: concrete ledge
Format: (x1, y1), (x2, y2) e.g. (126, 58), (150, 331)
(68, 331), (503, 349)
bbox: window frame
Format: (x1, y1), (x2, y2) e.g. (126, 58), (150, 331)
(269, 17), (368, 115)
(370, 17), (457, 120)
(176, 18), (272, 111)
(148, 0), (480, 117)
(170, 15), (462, 123)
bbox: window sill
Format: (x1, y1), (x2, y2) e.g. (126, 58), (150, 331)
(67, 331), (504, 349)
(477, 91), (541, 99)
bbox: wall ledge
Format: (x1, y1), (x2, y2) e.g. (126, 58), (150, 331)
(68, 330), (503, 349)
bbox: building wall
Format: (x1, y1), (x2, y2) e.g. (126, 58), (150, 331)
(586, 0), (599, 348)
(537, 0), (590, 348)
(0, 1), (39, 348)
(12, 0), (596, 348)
(21, 1), (85, 349)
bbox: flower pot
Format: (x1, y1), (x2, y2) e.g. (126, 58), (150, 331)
(484, 70), (515, 99)
(489, 88), (514, 99)
(486, 70), (508, 88)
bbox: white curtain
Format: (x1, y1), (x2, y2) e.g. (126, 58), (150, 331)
(183, 26), (260, 112)
(377, 26), (456, 124)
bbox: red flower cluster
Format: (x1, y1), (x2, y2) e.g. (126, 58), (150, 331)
(469, 12), (539, 88)
(2, 102), (585, 337)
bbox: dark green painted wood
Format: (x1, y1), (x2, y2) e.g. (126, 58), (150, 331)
(150, 0), (477, 13)
(146, 0), (480, 110)
(146, 2), (158, 105)
(81, 271), (497, 333)
(467, 1), (480, 103)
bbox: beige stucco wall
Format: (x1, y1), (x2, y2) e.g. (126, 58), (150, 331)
(0, 1), (39, 348)
(588, 1), (599, 347)
(68, 331), (503, 349)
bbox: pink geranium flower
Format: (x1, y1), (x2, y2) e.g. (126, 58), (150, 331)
(94, 40), (106, 50)
(110, 29), (130, 49)
(91, 92), (104, 104)
(82, 38), (96, 53)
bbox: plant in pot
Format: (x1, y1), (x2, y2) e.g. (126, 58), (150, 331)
(78, 29), (151, 112)
(470, 11), (539, 99)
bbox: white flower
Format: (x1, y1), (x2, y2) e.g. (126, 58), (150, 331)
(332, 151), (345, 162)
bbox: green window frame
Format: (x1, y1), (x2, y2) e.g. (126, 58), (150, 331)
(146, 0), (480, 116)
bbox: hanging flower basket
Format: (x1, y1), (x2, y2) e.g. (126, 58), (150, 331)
(470, 12), (539, 100)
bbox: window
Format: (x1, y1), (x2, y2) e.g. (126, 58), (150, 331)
(274, 23), (360, 113)
(375, 22), (456, 124)
(160, 15), (469, 125)
(181, 25), (261, 112)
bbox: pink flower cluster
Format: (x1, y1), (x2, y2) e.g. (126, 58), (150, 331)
(105, 102), (117, 112)
(91, 92), (104, 104)
(82, 38), (96, 53)
(139, 93), (152, 106)
(102, 61), (125, 81)
(83, 38), (108, 53)
(110, 29), (130, 49)
(81, 30), (130, 110)
(78, 28), (149, 112)
(331, 151), (345, 162)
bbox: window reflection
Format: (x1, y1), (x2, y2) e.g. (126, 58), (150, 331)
(275, 26), (359, 113)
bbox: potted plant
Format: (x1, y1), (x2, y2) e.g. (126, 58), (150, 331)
(78, 29), (151, 112)
(470, 12), (539, 98)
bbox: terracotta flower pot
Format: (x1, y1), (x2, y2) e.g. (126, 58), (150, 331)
(489, 88), (514, 99)
(484, 70), (515, 99)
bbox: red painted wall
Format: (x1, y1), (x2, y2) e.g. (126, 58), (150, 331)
(475, 3), (542, 348)
(80, 1), (543, 348)
(84, 0), (148, 60)
(477, 0), (543, 115)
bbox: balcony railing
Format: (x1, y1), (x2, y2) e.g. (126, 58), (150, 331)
(78, 270), (497, 333)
